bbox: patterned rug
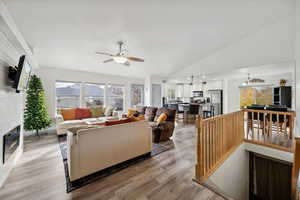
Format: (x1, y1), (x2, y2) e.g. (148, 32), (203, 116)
(57, 135), (171, 192)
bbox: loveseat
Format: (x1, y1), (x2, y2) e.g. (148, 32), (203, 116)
(67, 120), (152, 181)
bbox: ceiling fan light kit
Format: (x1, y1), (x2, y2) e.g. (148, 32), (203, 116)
(113, 56), (127, 64)
(95, 41), (144, 66)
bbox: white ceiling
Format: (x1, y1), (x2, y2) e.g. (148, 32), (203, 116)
(3, 0), (295, 78)
(169, 61), (295, 83)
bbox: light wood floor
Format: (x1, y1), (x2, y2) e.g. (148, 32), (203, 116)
(0, 122), (226, 200)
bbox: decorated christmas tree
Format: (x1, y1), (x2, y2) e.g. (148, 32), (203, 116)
(24, 75), (51, 136)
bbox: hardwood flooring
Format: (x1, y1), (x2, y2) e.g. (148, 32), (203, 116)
(0, 122), (226, 200)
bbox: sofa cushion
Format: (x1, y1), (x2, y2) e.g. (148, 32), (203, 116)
(145, 107), (158, 121)
(60, 108), (76, 120)
(75, 108), (91, 119)
(156, 113), (167, 124)
(90, 106), (105, 118)
(127, 109), (138, 117)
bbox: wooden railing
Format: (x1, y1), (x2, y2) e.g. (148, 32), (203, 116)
(292, 134), (300, 200)
(195, 109), (296, 184)
(195, 111), (244, 182)
(243, 109), (295, 152)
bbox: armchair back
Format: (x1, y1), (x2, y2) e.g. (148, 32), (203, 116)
(145, 107), (158, 121)
(155, 108), (176, 122)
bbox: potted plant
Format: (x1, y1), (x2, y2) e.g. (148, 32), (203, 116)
(279, 79), (287, 87)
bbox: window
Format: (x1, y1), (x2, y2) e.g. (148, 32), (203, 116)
(56, 81), (80, 110)
(255, 87), (273, 105)
(131, 84), (144, 107)
(240, 86), (272, 108)
(55, 81), (127, 112)
(107, 84), (124, 111)
(83, 83), (105, 107)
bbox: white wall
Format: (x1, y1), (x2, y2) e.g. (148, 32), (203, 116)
(0, 61), (24, 187)
(0, 2), (37, 187)
(206, 142), (294, 200)
(144, 75), (164, 106)
(36, 67), (144, 118)
(206, 144), (249, 200)
(296, 0), (300, 133)
(225, 72), (295, 113)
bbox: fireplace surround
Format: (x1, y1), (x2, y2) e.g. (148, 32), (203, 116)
(3, 125), (20, 164)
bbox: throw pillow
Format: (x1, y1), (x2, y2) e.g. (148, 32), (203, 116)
(127, 109), (138, 117)
(75, 108), (91, 119)
(156, 113), (167, 124)
(104, 106), (115, 117)
(90, 106), (105, 118)
(60, 108), (76, 120)
(131, 116), (145, 121)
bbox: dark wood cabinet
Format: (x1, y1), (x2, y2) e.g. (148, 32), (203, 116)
(273, 86), (291, 108)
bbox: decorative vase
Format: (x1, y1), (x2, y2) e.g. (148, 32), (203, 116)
(279, 79), (287, 87)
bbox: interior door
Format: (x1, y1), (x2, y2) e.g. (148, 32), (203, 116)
(152, 84), (162, 107)
(249, 152), (292, 200)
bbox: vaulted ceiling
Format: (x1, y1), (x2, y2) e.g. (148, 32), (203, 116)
(4, 0), (295, 78)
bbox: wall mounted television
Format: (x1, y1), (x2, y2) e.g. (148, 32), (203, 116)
(13, 55), (32, 93)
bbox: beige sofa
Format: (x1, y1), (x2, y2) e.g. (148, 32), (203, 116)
(56, 114), (118, 135)
(67, 120), (152, 181)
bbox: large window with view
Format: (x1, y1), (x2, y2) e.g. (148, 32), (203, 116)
(83, 83), (105, 107)
(131, 84), (144, 107)
(240, 86), (272, 108)
(56, 81), (80, 110)
(107, 84), (124, 111)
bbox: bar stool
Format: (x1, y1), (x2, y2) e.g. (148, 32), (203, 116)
(178, 104), (185, 120)
(203, 105), (214, 119)
(188, 104), (200, 122)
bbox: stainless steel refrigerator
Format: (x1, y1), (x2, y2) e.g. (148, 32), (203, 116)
(207, 90), (223, 116)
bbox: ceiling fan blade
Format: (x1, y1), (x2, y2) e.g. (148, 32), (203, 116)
(95, 52), (114, 57)
(102, 58), (114, 63)
(123, 61), (130, 66)
(127, 57), (144, 62)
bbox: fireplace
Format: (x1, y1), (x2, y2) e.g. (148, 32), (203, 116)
(3, 125), (20, 164)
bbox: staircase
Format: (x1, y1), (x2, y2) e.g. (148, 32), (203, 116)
(194, 109), (297, 200)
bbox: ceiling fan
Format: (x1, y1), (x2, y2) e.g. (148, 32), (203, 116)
(95, 41), (144, 66)
(176, 75), (194, 86)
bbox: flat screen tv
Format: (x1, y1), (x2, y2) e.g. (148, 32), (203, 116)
(13, 55), (32, 92)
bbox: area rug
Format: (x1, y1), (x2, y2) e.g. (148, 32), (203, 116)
(57, 135), (171, 192)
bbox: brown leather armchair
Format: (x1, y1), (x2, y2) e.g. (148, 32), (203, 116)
(145, 107), (176, 143)
(135, 106), (147, 116)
